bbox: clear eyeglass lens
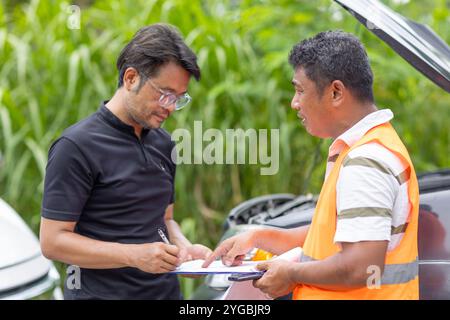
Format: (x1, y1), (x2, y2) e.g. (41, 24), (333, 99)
(175, 94), (191, 110)
(159, 94), (175, 107)
(158, 92), (191, 110)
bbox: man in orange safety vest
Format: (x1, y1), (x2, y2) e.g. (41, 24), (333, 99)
(203, 30), (419, 300)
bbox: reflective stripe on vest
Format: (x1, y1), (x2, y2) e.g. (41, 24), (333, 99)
(299, 254), (419, 285)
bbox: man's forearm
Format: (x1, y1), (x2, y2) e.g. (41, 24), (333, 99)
(288, 253), (371, 291)
(253, 225), (309, 255)
(43, 231), (133, 269)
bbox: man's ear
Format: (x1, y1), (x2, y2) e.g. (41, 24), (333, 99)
(330, 80), (345, 104)
(123, 67), (140, 92)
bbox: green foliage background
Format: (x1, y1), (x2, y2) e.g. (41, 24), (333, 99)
(1, 0), (449, 298)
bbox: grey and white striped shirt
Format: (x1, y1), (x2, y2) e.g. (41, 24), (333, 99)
(327, 109), (410, 251)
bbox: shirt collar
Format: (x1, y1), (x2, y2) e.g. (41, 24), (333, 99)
(328, 109), (394, 156)
(98, 101), (150, 138)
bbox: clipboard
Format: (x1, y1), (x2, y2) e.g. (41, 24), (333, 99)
(171, 247), (303, 276)
(170, 259), (264, 275)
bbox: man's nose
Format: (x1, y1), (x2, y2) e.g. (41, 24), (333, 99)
(291, 97), (300, 110)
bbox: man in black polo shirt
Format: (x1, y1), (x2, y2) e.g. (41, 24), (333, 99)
(39, 24), (211, 300)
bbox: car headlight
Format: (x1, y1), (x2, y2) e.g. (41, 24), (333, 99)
(0, 264), (62, 300)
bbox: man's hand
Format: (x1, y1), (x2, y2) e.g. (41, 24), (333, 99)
(202, 231), (255, 268)
(187, 244), (213, 260)
(253, 260), (297, 299)
(178, 244), (213, 263)
(177, 244), (213, 279)
(128, 242), (180, 273)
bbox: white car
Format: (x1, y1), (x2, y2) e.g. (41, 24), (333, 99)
(0, 198), (62, 300)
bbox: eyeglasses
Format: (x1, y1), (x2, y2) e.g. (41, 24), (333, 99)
(147, 79), (192, 111)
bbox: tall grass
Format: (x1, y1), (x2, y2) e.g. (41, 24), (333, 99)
(1, 0), (449, 297)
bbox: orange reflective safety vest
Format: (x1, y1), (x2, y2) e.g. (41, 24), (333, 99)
(293, 122), (419, 300)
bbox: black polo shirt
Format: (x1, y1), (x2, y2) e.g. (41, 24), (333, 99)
(41, 102), (181, 300)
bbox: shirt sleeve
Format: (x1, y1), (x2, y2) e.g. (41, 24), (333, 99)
(41, 137), (94, 221)
(334, 145), (400, 244)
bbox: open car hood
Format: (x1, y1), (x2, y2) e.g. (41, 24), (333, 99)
(334, 0), (450, 93)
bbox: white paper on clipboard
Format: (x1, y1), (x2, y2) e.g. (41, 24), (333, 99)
(170, 259), (264, 275)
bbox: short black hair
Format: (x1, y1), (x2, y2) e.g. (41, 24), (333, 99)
(288, 30), (374, 102)
(116, 23), (200, 87)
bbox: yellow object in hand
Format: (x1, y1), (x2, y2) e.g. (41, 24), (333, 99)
(252, 248), (274, 261)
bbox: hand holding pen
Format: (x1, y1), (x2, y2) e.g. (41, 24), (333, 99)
(159, 227), (192, 264)
(123, 228), (179, 274)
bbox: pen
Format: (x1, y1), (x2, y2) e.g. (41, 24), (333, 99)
(158, 228), (171, 244)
